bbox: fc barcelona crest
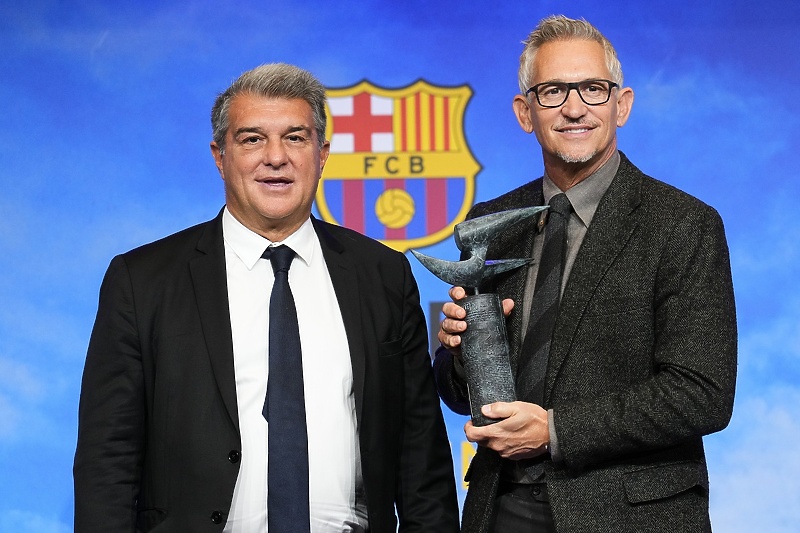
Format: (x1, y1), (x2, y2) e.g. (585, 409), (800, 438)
(316, 80), (481, 252)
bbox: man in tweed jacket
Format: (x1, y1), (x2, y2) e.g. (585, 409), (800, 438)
(434, 15), (737, 533)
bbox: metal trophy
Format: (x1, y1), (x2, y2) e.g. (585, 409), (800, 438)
(411, 206), (548, 426)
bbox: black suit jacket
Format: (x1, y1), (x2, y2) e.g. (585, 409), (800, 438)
(435, 153), (737, 532)
(74, 212), (459, 532)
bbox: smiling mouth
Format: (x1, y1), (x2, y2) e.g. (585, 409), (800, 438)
(556, 120), (596, 134)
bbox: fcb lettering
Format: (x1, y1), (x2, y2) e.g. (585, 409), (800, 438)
(363, 155), (425, 175)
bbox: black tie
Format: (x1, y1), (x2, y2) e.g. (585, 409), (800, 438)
(262, 245), (310, 533)
(517, 193), (572, 405)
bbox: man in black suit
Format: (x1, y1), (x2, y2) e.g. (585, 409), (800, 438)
(74, 63), (459, 532)
(435, 16), (737, 532)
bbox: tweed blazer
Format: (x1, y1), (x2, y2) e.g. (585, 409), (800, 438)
(434, 152), (737, 532)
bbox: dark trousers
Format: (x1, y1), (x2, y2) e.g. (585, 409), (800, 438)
(490, 482), (556, 533)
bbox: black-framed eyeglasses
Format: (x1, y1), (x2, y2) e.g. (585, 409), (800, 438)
(525, 79), (619, 108)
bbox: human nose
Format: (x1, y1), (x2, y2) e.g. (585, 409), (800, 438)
(561, 88), (587, 117)
(261, 140), (288, 167)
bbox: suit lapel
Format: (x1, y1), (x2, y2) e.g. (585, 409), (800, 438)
(189, 213), (240, 430)
(312, 218), (366, 424)
(546, 157), (642, 400)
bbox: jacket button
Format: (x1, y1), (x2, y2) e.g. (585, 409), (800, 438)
(228, 450), (241, 463)
(210, 510), (223, 524)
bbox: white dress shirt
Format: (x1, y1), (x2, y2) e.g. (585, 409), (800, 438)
(221, 208), (367, 532)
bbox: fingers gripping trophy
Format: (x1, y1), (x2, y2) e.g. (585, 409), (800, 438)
(411, 206), (547, 426)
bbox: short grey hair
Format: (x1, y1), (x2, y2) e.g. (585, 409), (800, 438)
(211, 63), (328, 149)
(518, 15), (624, 93)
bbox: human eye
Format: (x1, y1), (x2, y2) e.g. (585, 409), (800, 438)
(539, 83), (565, 97)
(285, 129), (311, 144)
(582, 81), (607, 95)
(237, 133), (264, 147)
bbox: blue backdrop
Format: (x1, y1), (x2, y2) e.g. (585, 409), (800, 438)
(2, 1), (799, 531)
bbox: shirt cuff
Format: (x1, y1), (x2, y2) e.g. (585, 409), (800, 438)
(437, 344), (467, 380)
(547, 408), (563, 464)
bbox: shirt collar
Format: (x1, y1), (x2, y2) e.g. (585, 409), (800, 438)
(222, 207), (316, 270)
(543, 150), (620, 229)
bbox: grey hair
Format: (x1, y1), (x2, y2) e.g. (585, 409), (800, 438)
(518, 15), (624, 93)
(211, 63), (328, 149)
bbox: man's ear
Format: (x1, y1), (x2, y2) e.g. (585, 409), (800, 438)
(210, 141), (224, 178)
(615, 87), (634, 127)
(512, 94), (535, 133)
(318, 140), (331, 173)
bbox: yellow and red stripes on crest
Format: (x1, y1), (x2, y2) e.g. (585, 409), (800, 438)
(396, 93), (452, 152)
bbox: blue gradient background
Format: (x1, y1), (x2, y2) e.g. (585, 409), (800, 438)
(2, 1), (798, 531)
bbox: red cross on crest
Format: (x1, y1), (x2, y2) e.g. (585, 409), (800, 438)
(330, 92), (393, 152)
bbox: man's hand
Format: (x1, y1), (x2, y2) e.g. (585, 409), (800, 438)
(437, 286), (514, 359)
(464, 401), (550, 460)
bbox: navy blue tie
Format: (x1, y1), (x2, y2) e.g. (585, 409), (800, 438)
(262, 245), (310, 533)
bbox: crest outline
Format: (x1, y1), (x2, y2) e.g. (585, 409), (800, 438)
(316, 79), (481, 252)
